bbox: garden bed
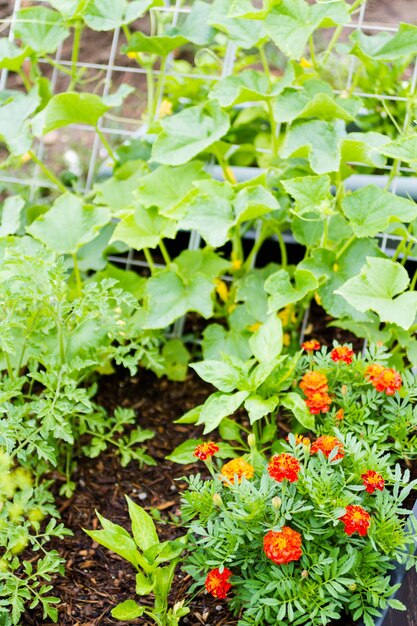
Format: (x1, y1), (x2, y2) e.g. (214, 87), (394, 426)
(23, 365), (417, 626)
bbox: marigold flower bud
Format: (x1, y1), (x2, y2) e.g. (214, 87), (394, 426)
(272, 496), (282, 511)
(213, 493), (223, 507)
(247, 433), (256, 449)
(301, 569), (309, 578)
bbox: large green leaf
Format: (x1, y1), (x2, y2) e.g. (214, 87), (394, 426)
(152, 102), (230, 165)
(335, 257), (417, 330)
(93, 163), (149, 215)
(124, 31), (188, 56)
(174, 248), (230, 282)
(350, 24), (417, 61)
(282, 174), (332, 217)
(299, 240), (385, 321)
(274, 84), (358, 124)
(27, 194), (111, 254)
(265, 268), (318, 312)
(281, 392), (315, 430)
(210, 67), (294, 107)
(209, 0), (265, 48)
(15, 7), (69, 54)
(174, 0), (214, 45)
(32, 92), (109, 136)
(0, 196), (25, 237)
(0, 40), (29, 72)
(144, 271), (213, 329)
(244, 394), (279, 424)
(341, 132), (389, 168)
(197, 391), (249, 434)
(377, 135), (417, 167)
(83, 0), (163, 30)
(249, 314), (283, 362)
(281, 120), (346, 174)
(84, 513), (141, 568)
(137, 162), (209, 216)
(110, 206), (177, 250)
(111, 600), (145, 620)
(265, 0), (349, 60)
(125, 496), (159, 552)
(191, 360), (242, 392)
(0, 91), (39, 155)
(341, 186), (417, 238)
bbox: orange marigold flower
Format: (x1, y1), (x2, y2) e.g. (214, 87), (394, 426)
(361, 470), (385, 494)
(364, 363), (385, 382)
(311, 435), (344, 461)
(302, 339), (321, 352)
(373, 368), (402, 396)
(194, 442), (219, 461)
(335, 408), (344, 421)
(305, 391), (332, 414)
(268, 453), (301, 483)
(299, 371), (328, 395)
(221, 457), (254, 484)
(205, 568), (232, 598)
(330, 346), (354, 364)
(340, 504), (370, 536)
(263, 527), (303, 565)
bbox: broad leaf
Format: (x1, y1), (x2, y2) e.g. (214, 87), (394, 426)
(137, 162), (209, 216)
(152, 101), (230, 165)
(85, 513), (141, 568)
(0, 196), (25, 236)
(274, 85), (358, 124)
(32, 93), (109, 136)
(210, 67), (294, 107)
(198, 390), (249, 434)
(244, 394), (279, 424)
(0, 91), (39, 155)
(27, 194), (111, 255)
(341, 186), (417, 238)
(111, 600), (145, 620)
(335, 257), (417, 330)
(350, 24), (417, 61)
(265, 0), (349, 60)
(191, 360), (242, 392)
(265, 268), (318, 312)
(0, 40), (29, 72)
(110, 206), (177, 250)
(249, 314), (283, 362)
(281, 392), (315, 430)
(124, 31), (188, 56)
(125, 496), (159, 552)
(377, 135), (417, 167)
(144, 270), (213, 329)
(15, 7), (69, 54)
(281, 120), (346, 174)
(209, 0), (265, 48)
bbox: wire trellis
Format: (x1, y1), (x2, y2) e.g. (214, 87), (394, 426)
(1, 0), (417, 341)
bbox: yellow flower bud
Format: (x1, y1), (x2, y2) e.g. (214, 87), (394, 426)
(159, 99), (173, 118)
(126, 51), (137, 59)
(248, 322), (261, 332)
(283, 332), (291, 346)
(314, 292), (322, 306)
(215, 279), (229, 303)
(299, 57), (312, 69)
(247, 433), (256, 449)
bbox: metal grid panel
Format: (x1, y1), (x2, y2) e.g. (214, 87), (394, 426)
(1, 0), (417, 342)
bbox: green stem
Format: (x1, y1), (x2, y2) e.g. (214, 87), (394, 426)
(96, 128), (117, 164)
(5, 352), (15, 382)
(321, 24), (343, 68)
(243, 228), (267, 272)
(410, 267), (417, 291)
(320, 217), (330, 249)
(18, 69), (32, 92)
(153, 55), (168, 120)
(146, 65), (155, 123)
(69, 22), (83, 90)
(159, 240), (171, 265)
(122, 23), (131, 42)
(232, 226), (244, 264)
(276, 230), (287, 268)
(385, 159), (400, 190)
(72, 253), (82, 297)
(28, 150), (68, 194)
(400, 239), (414, 266)
(259, 45), (272, 84)
(259, 46), (279, 157)
(335, 234), (355, 260)
(143, 248), (156, 274)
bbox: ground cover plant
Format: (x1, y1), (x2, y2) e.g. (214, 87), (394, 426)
(1, 0), (417, 624)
